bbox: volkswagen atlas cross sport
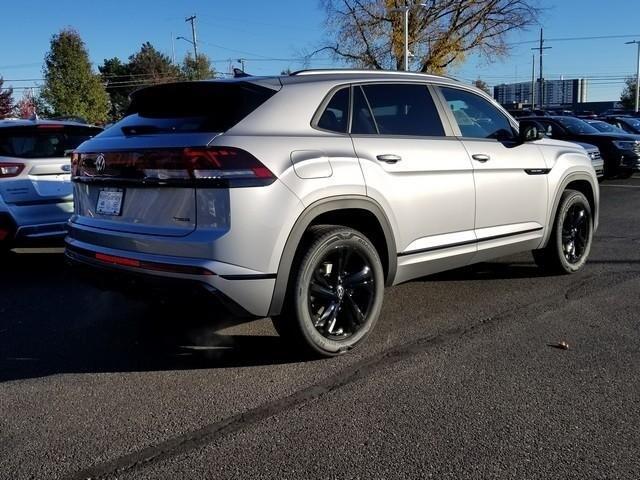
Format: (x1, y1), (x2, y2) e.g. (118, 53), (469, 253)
(65, 70), (599, 357)
(0, 119), (102, 251)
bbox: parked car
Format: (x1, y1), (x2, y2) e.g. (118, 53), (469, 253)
(572, 141), (604, 179)
(0, 119), (102, 251)
(601, 116), (640, 135)
(65, 70), (599, 356)
(584, 119), (627, 134)
(528, 115), (640, 178)
(577, 111), (597, 119)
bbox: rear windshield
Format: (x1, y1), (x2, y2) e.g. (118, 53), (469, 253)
(0, 125), (102, 159)
(101, 81), (279, 137)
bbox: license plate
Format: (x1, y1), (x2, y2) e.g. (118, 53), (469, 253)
(96, 188), (124, 216)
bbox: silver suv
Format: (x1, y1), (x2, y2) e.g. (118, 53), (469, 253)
(66, 70), (599, 356)
(0, 119), (101, 250)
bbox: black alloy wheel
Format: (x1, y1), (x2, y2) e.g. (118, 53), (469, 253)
(272, 226), (385, 357)
(561, 203), (590, 265)
(308, 244), (375, 340)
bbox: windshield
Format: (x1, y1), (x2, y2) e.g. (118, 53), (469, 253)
(589, 121), (625, 134)
(0, 125), (102, 159)
(623, 118), (640, 129)
(557, 117), (599, 135)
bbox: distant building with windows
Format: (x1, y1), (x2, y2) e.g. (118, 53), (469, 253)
(493, 78), (588, 107)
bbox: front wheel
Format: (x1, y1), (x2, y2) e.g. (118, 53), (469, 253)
(272, 226), (385, 357)
(532, 189), (593, 274)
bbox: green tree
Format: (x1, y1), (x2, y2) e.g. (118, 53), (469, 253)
(99, 57), (133, 121)
(472, 78), (491, 95)
(40, 29), (109, 123)
(128, 42), (181, 83)
(181, 52), (215, 81)
(621, 77), (638, 110)
(318, 0), (540, 74)
(0, 77), (13, 118)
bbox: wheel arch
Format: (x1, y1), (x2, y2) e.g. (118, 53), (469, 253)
(268, 196), (397, 316)
(540, 172), (598, 248)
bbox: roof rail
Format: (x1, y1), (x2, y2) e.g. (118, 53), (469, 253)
(290, 68), (448, 79)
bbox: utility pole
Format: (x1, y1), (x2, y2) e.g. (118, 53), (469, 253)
(185, 15), (198, 62)
(532, 28), (551, 110)
(237, 58), (246, 72)
(171, 32), (176, 64)
(531, 54), (536, 108)
(625, 40), (640, 112)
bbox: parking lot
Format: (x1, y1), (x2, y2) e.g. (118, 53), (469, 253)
(1, 175), (639, 479)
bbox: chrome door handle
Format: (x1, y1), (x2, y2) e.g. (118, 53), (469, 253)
(472, 154), (490, 163)
(376, 154), (402, 164)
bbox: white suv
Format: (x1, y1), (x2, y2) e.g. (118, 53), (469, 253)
(65, 70), (599, 356)
(0, 119), (101, 250)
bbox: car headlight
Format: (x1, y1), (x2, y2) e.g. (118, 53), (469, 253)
(612, 140), (640, 151)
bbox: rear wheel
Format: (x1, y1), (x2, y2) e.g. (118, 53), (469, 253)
(272, 226), (384, 357)
(532, 189), (593, 274)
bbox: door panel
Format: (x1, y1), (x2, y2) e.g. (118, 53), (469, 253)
(461, 139), (548, 232)
(353, 135), (476, 282)
(436, 86), (548, 258)
(350, 83), (477, 283)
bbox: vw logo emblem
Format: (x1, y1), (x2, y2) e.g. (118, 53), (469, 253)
(95, 153), (106, 173)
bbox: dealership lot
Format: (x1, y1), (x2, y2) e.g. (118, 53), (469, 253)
(1, 176), (639, 479)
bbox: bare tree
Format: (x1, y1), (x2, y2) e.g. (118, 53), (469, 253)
(317, 0), (541, 74)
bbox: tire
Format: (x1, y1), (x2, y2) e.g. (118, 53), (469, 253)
(532, 189), (593, 274)
(618, 169), (634, 179)
(272, 226), (385, 357)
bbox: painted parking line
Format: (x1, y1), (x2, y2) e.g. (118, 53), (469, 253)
(600, 184), (640, 188)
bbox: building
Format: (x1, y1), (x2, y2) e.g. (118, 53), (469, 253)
(493, 78), (588, 108)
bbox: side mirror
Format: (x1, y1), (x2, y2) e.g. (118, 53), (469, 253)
(518, 120), (545, 143)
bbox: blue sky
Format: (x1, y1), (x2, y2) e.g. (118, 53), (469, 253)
(1, 0), (639, 102)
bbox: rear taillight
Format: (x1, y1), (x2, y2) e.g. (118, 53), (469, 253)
(0, 163), (25, 178)
(74, 147), (276, 187)
(71, 153), (80, 176)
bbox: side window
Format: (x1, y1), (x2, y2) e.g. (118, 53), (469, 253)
(537, 121), (562, 139)
(359, 84), (445, 136)
(440, 87), (515, 141)
(351, 86), (377, 134)
(317, 88), (349, 133)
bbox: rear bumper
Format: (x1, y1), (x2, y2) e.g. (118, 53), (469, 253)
(64, 238), (276, 317)
(1, 199), (72, 245)
(0, 212), (67, 246)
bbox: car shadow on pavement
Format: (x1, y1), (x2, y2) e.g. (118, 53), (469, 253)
(0, 251), (309, 383)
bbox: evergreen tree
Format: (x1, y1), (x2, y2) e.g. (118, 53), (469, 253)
(0, 77), (14, 118)
(128, 42), (181, 83)
(40, 29), (109, 124)
(99, 57), (133, 121)
(621, 77), (638, 110)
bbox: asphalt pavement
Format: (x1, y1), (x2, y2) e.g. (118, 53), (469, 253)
(1, 176), (639, 479)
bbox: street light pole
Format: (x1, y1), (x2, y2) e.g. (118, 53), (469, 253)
(185, 15), (198, 61)
(626, 40), (640, 112)
(390, 2), (434, 72)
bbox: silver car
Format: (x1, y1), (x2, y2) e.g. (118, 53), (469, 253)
(573, 142), (604, 179)
(66, 70), (599, 356)
(0, 119), (102, 250)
